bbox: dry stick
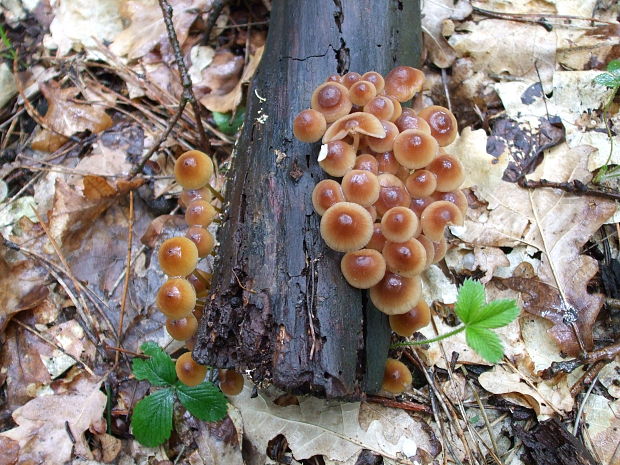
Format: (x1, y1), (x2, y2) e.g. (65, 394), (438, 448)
(115, 191), (134, 366)
(573, 371), (601, 435)
(365, 395), (431, 413)
(203, 0), (228, 42)
(518, 178), (620, 201)
(570, 360), (606, 398)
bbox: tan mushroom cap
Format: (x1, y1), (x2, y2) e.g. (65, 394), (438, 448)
(318, 140), (356, 177)
(326, 74), (343, 83)
(432, 236), (448, 263)
(174, 150), (214, 190)
(382, 238), (427, 277)
(432, 190), (468, 215)
(382, 358), (413, 394)
(375, 174), (411, 217)
(370, 271), (422, 315)
(312, 179), (345, 215)
(384, 66), (425, 102)
(393, 129), (439, 169)
(311, 82), (352, 123)
(341, 170), (380, 207)
(367, 223), (387, 252)
(380, 206), (419, 243)
(320, 202), (374, 252)
(354, 154), (379, 174)
(185, 199), (218, 227)
(405, 169), (437, 198)
(293, 109), (327, 143)
(340, 248), (387, 289)
(362, 71), (385, 93)
(342, 71), (362, 88)
(415, 234), (436, 267)
(394, 113), (431, 134)
(186, 226), (215, 258)
(389, 300), (431, 337)
(179, 186), (213, 209)
(376, 151), (400, 175)
(158, 236), (199, 277)
(322, 112), (386, 143)
(426, 154), (465, 192)
(417, 105), (458, 146)
(420, 200), (464, 241)
(409, 196), (433, 217)
(384, 95), (403, 122)
(349, 80), (377, 106)
(363, 96), (395, 121)
(366, 120), (399, 153)
(156, 277), (197, 319)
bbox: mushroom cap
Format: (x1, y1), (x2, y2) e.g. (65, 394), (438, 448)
(157, 277), (197, 319)
(393, 129), (439, 169)
(179, 186), (213, 209)
(158, 236), (199, 277)
(394, 113), (431, 134)
(366, 223), (387, 252)
(174, 150), (214, 189)
(186, 226), (215, 258)
(341, 170), (380, 207)
(415, 234), (436, 267)
(432, 236), (448, 263)
(384, 66), (425, 102)
(420, 200), (464, 241)
(363, 96), (395, 121)
(166, 314), (198, 341)
(349, 80), (378, 106)
(432, 190), (468, 215)
(409, 196), (434, 217)
(417, 105), (458, 146)
(375, 174), (411, 217)
(186, 269), (212, 294)
(320, 202), (374, 252)
(362, 71), (385, 93)
(318, 140), (356, 177)
(340, 248), (387, 289)
(370, 271), (422, 315)
(312, 179), (345, 215)
(366, 120), (399, 153)
(426, 154), (465, 192)
(382, 238), (427, 277)
(219, 369), (245, 396)
(380, 206), (419, 243)
(185, 199), (218, 227)
(322, 112), (386, 143)
(365, 205), (378, 222)
(376, 151), (400, 175)
(293, 109), (327, 143)
(342, 71), (362, 88)
(176, 352), (207, 386)
(384, 95), (403, 122)
(405, 169), (437, 198)
(354, 154), (379, 174)
(311, 82), (352, 123)
(389, 300), (431, 337)
(326, 74), (343, 83)
(382, 358), (413, 394)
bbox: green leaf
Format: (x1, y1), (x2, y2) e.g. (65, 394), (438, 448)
(176, 382), (228, 422)
(213, 107), (245, 135)
(131, 388), (175, 447)
(465, 327), (504, 363)
(454, 279), (485, 324)
(593, 72), (620, 88)
(467, 299), (520, 328)
(607, 59), (620, 72)
(132, 342), (177, 386)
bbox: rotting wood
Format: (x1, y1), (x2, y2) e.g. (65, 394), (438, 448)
(194, 0), (422, 399)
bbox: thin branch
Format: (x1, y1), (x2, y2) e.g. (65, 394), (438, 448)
(203, 0), (228, 42)
(365, 395), (431, 414)
(116, 191), (134, 365)
(518, 177), (620, 201)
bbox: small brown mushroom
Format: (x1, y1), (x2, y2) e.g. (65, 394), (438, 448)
(157, 277), (197, 319)
(341, 170), (380, 207)
(415, 234), (436, 267)
(361, 71), (385, 93)
(320, 202), (374, 252)
(293, 109), (327, 143)
(394, 113), (431, 134)
(318, 140), (356, 177)
(366, 120), (399, 153)
(420, 200), (464, 241)
(417, 105), (458, 146)
(389, 301), (431, 337)
(340, 248), (387, 289)
(185, 226), (215, 258)
(384, 66), (425, 102)
(322, 112), (386, 144)
(370, 271), (422, 315)
(363, 96), (395, 121)
(380, 206), (419, 243)
(381, 358), (413, 394)
(311, 82), (352, 122)
(348, 80), (377, 106)
(312, 179), (345, 215)
(409, 196), (434, 217)
(158, 237), (199, 277)
(179, 186), (212, 209)
(405, 170), (437, 198)
(431, 190), (468, 215)
(375, 151), (400, 175)
(185, 199), (218, 227)
(431, 236), (448, 263)
(342, 71), (362, 88)
(382, 238), (427, 277)
(426, 154), (465, 192)
(354, 154), (379, 174)
(174, 150), (214, 190)
(375, 173), (411, 217)
(393, 129), (439, 169)
(366, 223), (387, 252)
(384, 95), (403, 122)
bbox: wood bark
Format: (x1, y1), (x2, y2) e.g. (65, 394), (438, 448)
(194, 0), (422, 399)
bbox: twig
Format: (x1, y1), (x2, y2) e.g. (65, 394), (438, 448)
(203, 0), (228, 42)
(573, 372), (601, 435)
(518, 177), (620, 201)
(116, 191), (134, 365)
(570, 361), (607, 398)
(365, 395), (431, 414)
(471, 6), (619, 27)
(104, 344), (146, 358)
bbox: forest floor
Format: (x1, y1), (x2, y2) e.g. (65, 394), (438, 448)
(0, 0), (619, 464)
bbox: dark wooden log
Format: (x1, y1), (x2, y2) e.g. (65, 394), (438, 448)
(194, 0), (422, 399)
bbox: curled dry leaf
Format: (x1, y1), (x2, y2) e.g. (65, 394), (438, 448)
(31, 81), (113, 153)
(422, 0), (472, 68)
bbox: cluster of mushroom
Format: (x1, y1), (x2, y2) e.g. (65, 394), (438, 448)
(156, 150), (243, 395)
(293, 67), (466, 394)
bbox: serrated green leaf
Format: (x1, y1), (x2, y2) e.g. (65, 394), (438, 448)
(176, 382), (228, 422)
(213, 107), (245, 135)
(593, 72), (620, 88)
(454, 279), (485, 324)
(465, 327), (504, 363)
(132, 343), (177, 386)
(467, 299), (520, 328)
(607, 59), (620, 72)
(131, 388), (175, 447)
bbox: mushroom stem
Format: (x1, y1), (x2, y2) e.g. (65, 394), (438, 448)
(390, 325), (465, 348)
(352, 133), (360, 153)
(206, 183), (225, 203)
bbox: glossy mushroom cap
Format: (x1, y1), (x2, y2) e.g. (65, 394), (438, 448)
(382, 358), (413, 394)
(389, 300), (431, 336)
(174, 150), (214, 190)
(382, 238), (427, 277)
(179, 186), (212, 209)
(186, 269), (212, 294)
(375, 174), (411, 217)
(393, 129), (439, 169)
(363, 96), (395, 121)
(158, 236), (199, 277)
(366, 223), (387, 251)
(311, 82), (352, 123)
(219, 369), (245, 396)
(415, 235), (436, 267)
(405, 170), (437, 198)
(342, 71), (362, 88)
(394, 113), (431, 134)
(354, 154), (379, 174)
(326, 74), (343, 83)
(409, 196), (434, 217)
(432, 190), (468, 215)
(166, 314), (198, 341)
(320, 202), (374, 252)
(380, 206), (419, 243)
(341, 170), (380, 207)
(186, 226), (215, 258)
(361, 71), (385, 93)
(293, 109), (327, 143)
(376, 151), (400, 175)
(384, 95), (403, 122)
(185, 199), (217, 227)
(366, 120), (399, 153)
(370, 271), (422, 315)
(157, 277), (197, 319)
(349, 80), (377, 106)
(417, 105), (458, 146)
(318, 140), (356, 177)
(426, 154), (465, 192)
(384, 66), (425, 102)
(322, 112), (386, 143)
(312, 179), (345, 215)
(340, 248), (387, 289)
(420, 200), (464, 241)
(432, 236), (448, 263)
(176, 352), (207, 387)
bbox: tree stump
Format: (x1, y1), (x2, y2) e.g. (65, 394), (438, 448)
(194, 0), (422, 399)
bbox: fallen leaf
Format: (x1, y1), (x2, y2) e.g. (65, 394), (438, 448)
(582, 395), (620, 465)
(0, 436), (19, 465)
(0, 63), (17, 110)
(31, 80), (113, 153)
(0, 380), (106, 464)
(598, 361), (620, 399)
(422, 0), (472, 68)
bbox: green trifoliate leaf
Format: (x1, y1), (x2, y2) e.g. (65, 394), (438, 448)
(131, 388), (175, 447)
(607, 59), (620, 72)
(132, 342), (176, 386)
(467, 299), (520, 328)
(176, 382), (228, 422)
(454, 279), (486, 324)
(213, 107), (245, 135)
(465, 326), (504, 363)
(593, 72), (620, 88)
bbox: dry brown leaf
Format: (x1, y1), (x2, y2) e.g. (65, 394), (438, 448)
(0, 379), (106, 464)
(31, 80), (113, 153)
(422, 0), (472, 68)
(582, 396), (620, 465)
(0, 436), (19, 465)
